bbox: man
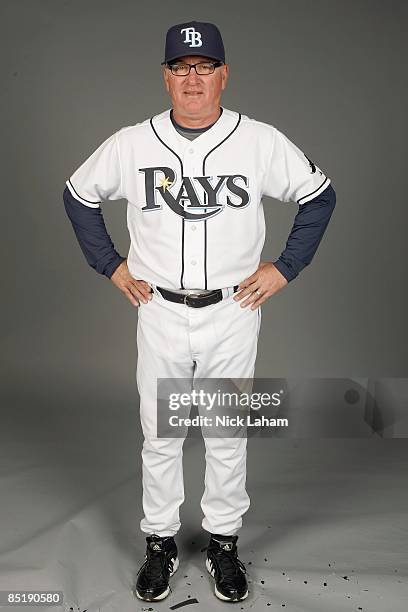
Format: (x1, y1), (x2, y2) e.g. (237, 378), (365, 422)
(63, 20), (336, 603)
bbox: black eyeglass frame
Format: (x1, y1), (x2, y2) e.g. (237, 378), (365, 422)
(166, 60), (224, 76)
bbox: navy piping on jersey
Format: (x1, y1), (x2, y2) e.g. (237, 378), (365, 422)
(67, 178), (101, 205)
(201, 113), (242, 289)
(149, 117), (185, 287)
(297, 176), (330, 205)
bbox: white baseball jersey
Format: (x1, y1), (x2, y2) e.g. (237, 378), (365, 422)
(66, 107), (331, 290)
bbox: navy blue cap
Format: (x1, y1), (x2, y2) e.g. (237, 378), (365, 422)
(162, 21), (225, 65)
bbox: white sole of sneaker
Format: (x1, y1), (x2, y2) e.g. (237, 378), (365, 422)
(135, 556), (179, 601)
(206, 557), (249, 602)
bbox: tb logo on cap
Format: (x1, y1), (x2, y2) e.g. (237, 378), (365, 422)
(180, 27), (202, 47)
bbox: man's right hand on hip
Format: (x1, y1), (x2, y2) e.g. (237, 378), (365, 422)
(110, 260), (153, 307)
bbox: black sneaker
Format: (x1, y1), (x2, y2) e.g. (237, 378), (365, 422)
(134, 534), (179, 601)
(206, 534), (248, 602)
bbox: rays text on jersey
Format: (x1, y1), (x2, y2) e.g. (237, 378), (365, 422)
(139, 166), (250, 220)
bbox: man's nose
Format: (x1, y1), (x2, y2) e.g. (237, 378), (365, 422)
(186, 67), (200, 81)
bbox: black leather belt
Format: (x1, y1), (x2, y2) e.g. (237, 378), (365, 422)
(157, 286), (239, 308)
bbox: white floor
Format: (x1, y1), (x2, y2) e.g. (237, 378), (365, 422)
(0, 385), (407, 612)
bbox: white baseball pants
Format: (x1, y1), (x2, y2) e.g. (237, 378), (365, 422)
(136, 285), (261, 537)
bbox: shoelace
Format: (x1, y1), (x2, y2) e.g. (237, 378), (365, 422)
(137, 547), (174, 580)
(210, 546), (247, 581)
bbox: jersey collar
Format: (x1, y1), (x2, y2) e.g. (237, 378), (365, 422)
(150, 107), (241, 158)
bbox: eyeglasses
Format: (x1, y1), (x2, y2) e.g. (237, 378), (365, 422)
(167, 61), (223, 76)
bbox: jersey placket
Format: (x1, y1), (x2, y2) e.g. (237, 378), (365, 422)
(181, 143), (206, 289)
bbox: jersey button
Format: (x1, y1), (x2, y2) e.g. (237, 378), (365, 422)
(191, 225), (196, 231)
(191, 259), (197, 266)
(188, 148), (194, 154)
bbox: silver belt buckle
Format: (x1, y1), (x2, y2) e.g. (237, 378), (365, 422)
(184, 293), (201, 307)
(183, 289), (205, 306)
(183, 292), (197, 306)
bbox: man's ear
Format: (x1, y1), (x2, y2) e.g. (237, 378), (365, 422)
(221, 63), (229, 91)
(163, 66), (170, 93)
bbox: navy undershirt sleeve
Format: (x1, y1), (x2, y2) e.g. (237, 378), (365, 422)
(273, 183), (337, 282)
(63, 186), (126, 278)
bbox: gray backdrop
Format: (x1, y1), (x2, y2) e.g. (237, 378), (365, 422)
(1, 2), (407, 611)
(2, 0), (407, 383)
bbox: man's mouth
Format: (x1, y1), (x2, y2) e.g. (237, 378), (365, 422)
(185, 91), (202, 95)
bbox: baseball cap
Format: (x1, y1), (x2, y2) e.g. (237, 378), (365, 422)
(162, 20), (225, 65)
